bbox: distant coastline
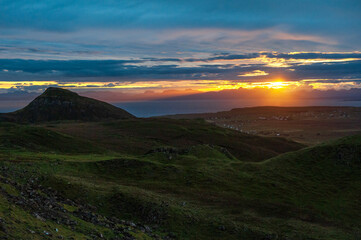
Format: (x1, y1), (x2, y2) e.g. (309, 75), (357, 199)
(2, 98), (361, 117)
(114, 99), (361, 117)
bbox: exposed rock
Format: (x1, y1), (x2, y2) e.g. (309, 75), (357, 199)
(0, 168), (169, 239)
(0, 218), (7, 233)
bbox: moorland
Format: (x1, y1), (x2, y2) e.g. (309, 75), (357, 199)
(0, 88), (360, 239)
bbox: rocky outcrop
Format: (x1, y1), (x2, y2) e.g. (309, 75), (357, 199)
(0, 165), (173, 239)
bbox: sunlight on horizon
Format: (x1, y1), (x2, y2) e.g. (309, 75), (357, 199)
(1, 78), (359, 94)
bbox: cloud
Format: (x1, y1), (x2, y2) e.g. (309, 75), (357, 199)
(163, 87), (361, 102)
(0, 53), (361, 84)
(290, 60), (361, 80)
(238, 70), (269, 77)
(266, 52), (361, 60)
(1, 1), (360, 34)
(0, 28), (341, 61)
(0, 53), (361, 82)
(1, 1), (360, 108)
(0, 0), (360, 61)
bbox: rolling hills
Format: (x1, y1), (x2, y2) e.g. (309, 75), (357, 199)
(0, 123), (360, 239)
(0, 88), (360, 239)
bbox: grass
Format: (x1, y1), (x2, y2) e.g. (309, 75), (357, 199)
(0, 120), (359, 239)
(44, 118), (304, 161)
(0, 122), (105, 154)
(0, 192), (120, 239)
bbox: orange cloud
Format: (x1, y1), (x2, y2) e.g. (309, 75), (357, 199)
(238, 70), (269, 77)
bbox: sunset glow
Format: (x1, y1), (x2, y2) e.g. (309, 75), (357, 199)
(0, 1), (360, 108)
(0, 77), (358, 96)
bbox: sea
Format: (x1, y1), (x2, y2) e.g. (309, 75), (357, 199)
(114, 99), (361, 117)
(1, 99), (361, 118)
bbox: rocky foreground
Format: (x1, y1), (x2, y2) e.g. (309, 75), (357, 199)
(0, 164), (174, 239)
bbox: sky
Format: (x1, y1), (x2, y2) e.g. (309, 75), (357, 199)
(0, 0), (361, 108)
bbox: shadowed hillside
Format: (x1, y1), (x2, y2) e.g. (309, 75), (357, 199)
(45, 118), (303, 162)
(0, 87), (134, 122)
(0, 122), (104, 154)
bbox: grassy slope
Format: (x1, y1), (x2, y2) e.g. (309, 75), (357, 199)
(0, 121), (360, 239)
(45, 118), (303, 162)
(0, 122), (106, 154)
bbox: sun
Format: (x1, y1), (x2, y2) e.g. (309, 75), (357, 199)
(268, 81), (288, 89)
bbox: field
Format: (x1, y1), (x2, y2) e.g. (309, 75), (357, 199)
(166, 106), (361, 145)
(0, 119), (360, 239)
